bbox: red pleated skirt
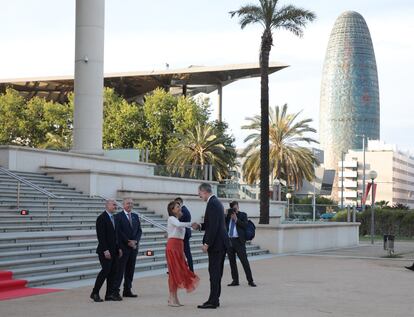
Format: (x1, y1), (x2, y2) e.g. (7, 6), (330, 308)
(166, 238), (199, 293)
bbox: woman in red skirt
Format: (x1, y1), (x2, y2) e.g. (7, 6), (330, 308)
(166, 201), (200, 307)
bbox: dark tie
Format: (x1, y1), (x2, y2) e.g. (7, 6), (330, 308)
(229, 219), (235, 237)
(128, 213), (133, 227)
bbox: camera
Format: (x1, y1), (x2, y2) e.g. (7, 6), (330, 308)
(227, 208), (237, 215)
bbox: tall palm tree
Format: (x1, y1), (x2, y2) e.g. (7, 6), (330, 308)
(230, 0), (316, 224)
(166, 123), (236, 181)
(242, 104), (318, 200)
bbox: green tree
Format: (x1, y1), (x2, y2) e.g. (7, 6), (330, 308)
(230, 0), (316, 224)
(166, 122), (237, 181)
(242, 104), (318, 190)
(0, 88), (27, 145)
(102, 88), (146, 149)
(0, 88), (73, 149)
(142, 88), (209, 164)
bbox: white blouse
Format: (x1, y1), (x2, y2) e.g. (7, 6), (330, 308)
(167, 216), (191, 239)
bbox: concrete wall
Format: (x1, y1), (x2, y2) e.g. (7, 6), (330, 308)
(255, 222), (360, 254)
(0, 146), (154, 176)
(120, 193), (285, 223)
(45, 169), (216, 199)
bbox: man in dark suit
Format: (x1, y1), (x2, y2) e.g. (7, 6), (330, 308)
(91, 199), (123, 302)
(193, 183), (229, 309)
(114, 198), (142, 298)
(175, 197), (194, 272)
(226, 201), (256, 287)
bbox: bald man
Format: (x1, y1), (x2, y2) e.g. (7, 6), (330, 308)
(91, 199), (122, 302)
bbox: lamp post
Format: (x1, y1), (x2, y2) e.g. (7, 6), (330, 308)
(286, 193), (292, 220)
(273, 179), (280, 201)
(312, 178), (316, 222)
(369, 170), (378, 245)
(356, 134), (367, 211)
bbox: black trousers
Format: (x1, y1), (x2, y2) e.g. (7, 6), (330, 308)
(115, 249), (138, 292)
(92, 253), (118, 296)
(183, 238), (194, 272)
(207, 249), (226, 306)
(227, 238), (253, 283)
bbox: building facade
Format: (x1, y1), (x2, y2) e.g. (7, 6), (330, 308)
(320, 11), (380, 171)
(339, 140), (414, 208)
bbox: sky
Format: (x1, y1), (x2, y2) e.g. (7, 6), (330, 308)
(1, 0), (413, 152)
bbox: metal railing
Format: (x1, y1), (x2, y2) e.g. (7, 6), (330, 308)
(284, 204), (340, 222)
(0, 166), (62, 223)
(96, 195), (167, 232)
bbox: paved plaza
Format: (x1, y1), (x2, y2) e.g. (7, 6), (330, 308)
(1, 242), (414, 317)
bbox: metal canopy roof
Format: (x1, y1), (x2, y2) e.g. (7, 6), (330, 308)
(0, 62), (288, 103)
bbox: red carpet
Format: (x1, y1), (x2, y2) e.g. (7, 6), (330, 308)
(0, 271), (62, 301)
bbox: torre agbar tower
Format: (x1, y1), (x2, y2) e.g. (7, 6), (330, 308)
(320, 11), (380, 171)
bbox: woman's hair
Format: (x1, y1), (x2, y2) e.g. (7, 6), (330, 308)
(167, 201), (179, 217)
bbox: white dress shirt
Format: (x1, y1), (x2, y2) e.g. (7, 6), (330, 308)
(228, 216), (239, 238)
(167, 216), (191, 239)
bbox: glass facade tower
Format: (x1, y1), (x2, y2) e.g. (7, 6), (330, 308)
(320, 11), (380, 170)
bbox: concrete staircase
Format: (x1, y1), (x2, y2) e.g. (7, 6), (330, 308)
(0, 170), (268, 287)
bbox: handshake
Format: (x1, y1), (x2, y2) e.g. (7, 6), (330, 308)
(191, 222), (201, 230)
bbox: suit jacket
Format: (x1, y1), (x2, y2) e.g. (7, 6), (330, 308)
(179, 205), (192, 240)
(96, 211), (118, 257)
(115, 211), (142, 253)
(201, 195), (229, 252)
(225, 210), (248, 244)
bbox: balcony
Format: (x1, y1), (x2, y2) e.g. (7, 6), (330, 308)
(338, 171), (358, 178)
(338, 161), (358, 168)
(338, 180), (358, 188)
(339, 191), (358, 198)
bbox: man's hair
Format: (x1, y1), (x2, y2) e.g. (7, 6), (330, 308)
(167, 201), (180, 217)
(105, 199), (117, 206)
(198, 183), (212, 193)
(123, 197), (133, 204)
(229, 200), (239, 209)
(174, 197), (183, 204)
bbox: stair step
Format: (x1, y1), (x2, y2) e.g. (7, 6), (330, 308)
(0, 168), (269, 288)
(25, 249), (268, 287)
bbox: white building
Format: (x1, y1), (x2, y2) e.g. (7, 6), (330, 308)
(339, 140), (414, 208)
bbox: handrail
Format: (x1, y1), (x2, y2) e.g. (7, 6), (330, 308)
(0, 166), (60, 199)
(96, 195), (167, 232)
(0, 166), (63, 223)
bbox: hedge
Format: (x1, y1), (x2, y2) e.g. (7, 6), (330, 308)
(333, 209), (414, 237)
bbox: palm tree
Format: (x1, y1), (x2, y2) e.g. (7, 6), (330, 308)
(166, 123), (236, 181)
(230, 0), (316, 224)
(242, 104), (318, 198)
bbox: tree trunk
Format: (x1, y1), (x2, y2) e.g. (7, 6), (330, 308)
(259, 29), (272, 224)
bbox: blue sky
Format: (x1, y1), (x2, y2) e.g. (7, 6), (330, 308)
(1, 0), (413, 151)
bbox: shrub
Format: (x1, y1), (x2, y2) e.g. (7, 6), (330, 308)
(334, 208), (414, 237)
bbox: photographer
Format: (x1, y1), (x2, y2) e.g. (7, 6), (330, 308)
(226, 201), (256, 287)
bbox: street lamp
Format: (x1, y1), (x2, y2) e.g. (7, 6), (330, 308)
(286, 193), (292, 220)
(369, 170), (378, 245)
(273, 179), (281, 201)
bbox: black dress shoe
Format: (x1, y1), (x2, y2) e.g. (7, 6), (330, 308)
(123, 291), (138, 298)
(248, 282), (257, 287)
(105, 294), (123, 301)
(90, 293), (103, 302)
(405, 266), (414, 271)
(197, 303), (217, 309)
(227, 281), (239, 286)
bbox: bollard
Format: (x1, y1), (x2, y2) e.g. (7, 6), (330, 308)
(347, 205), (351, 222)
(352, 206), (356, 222)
